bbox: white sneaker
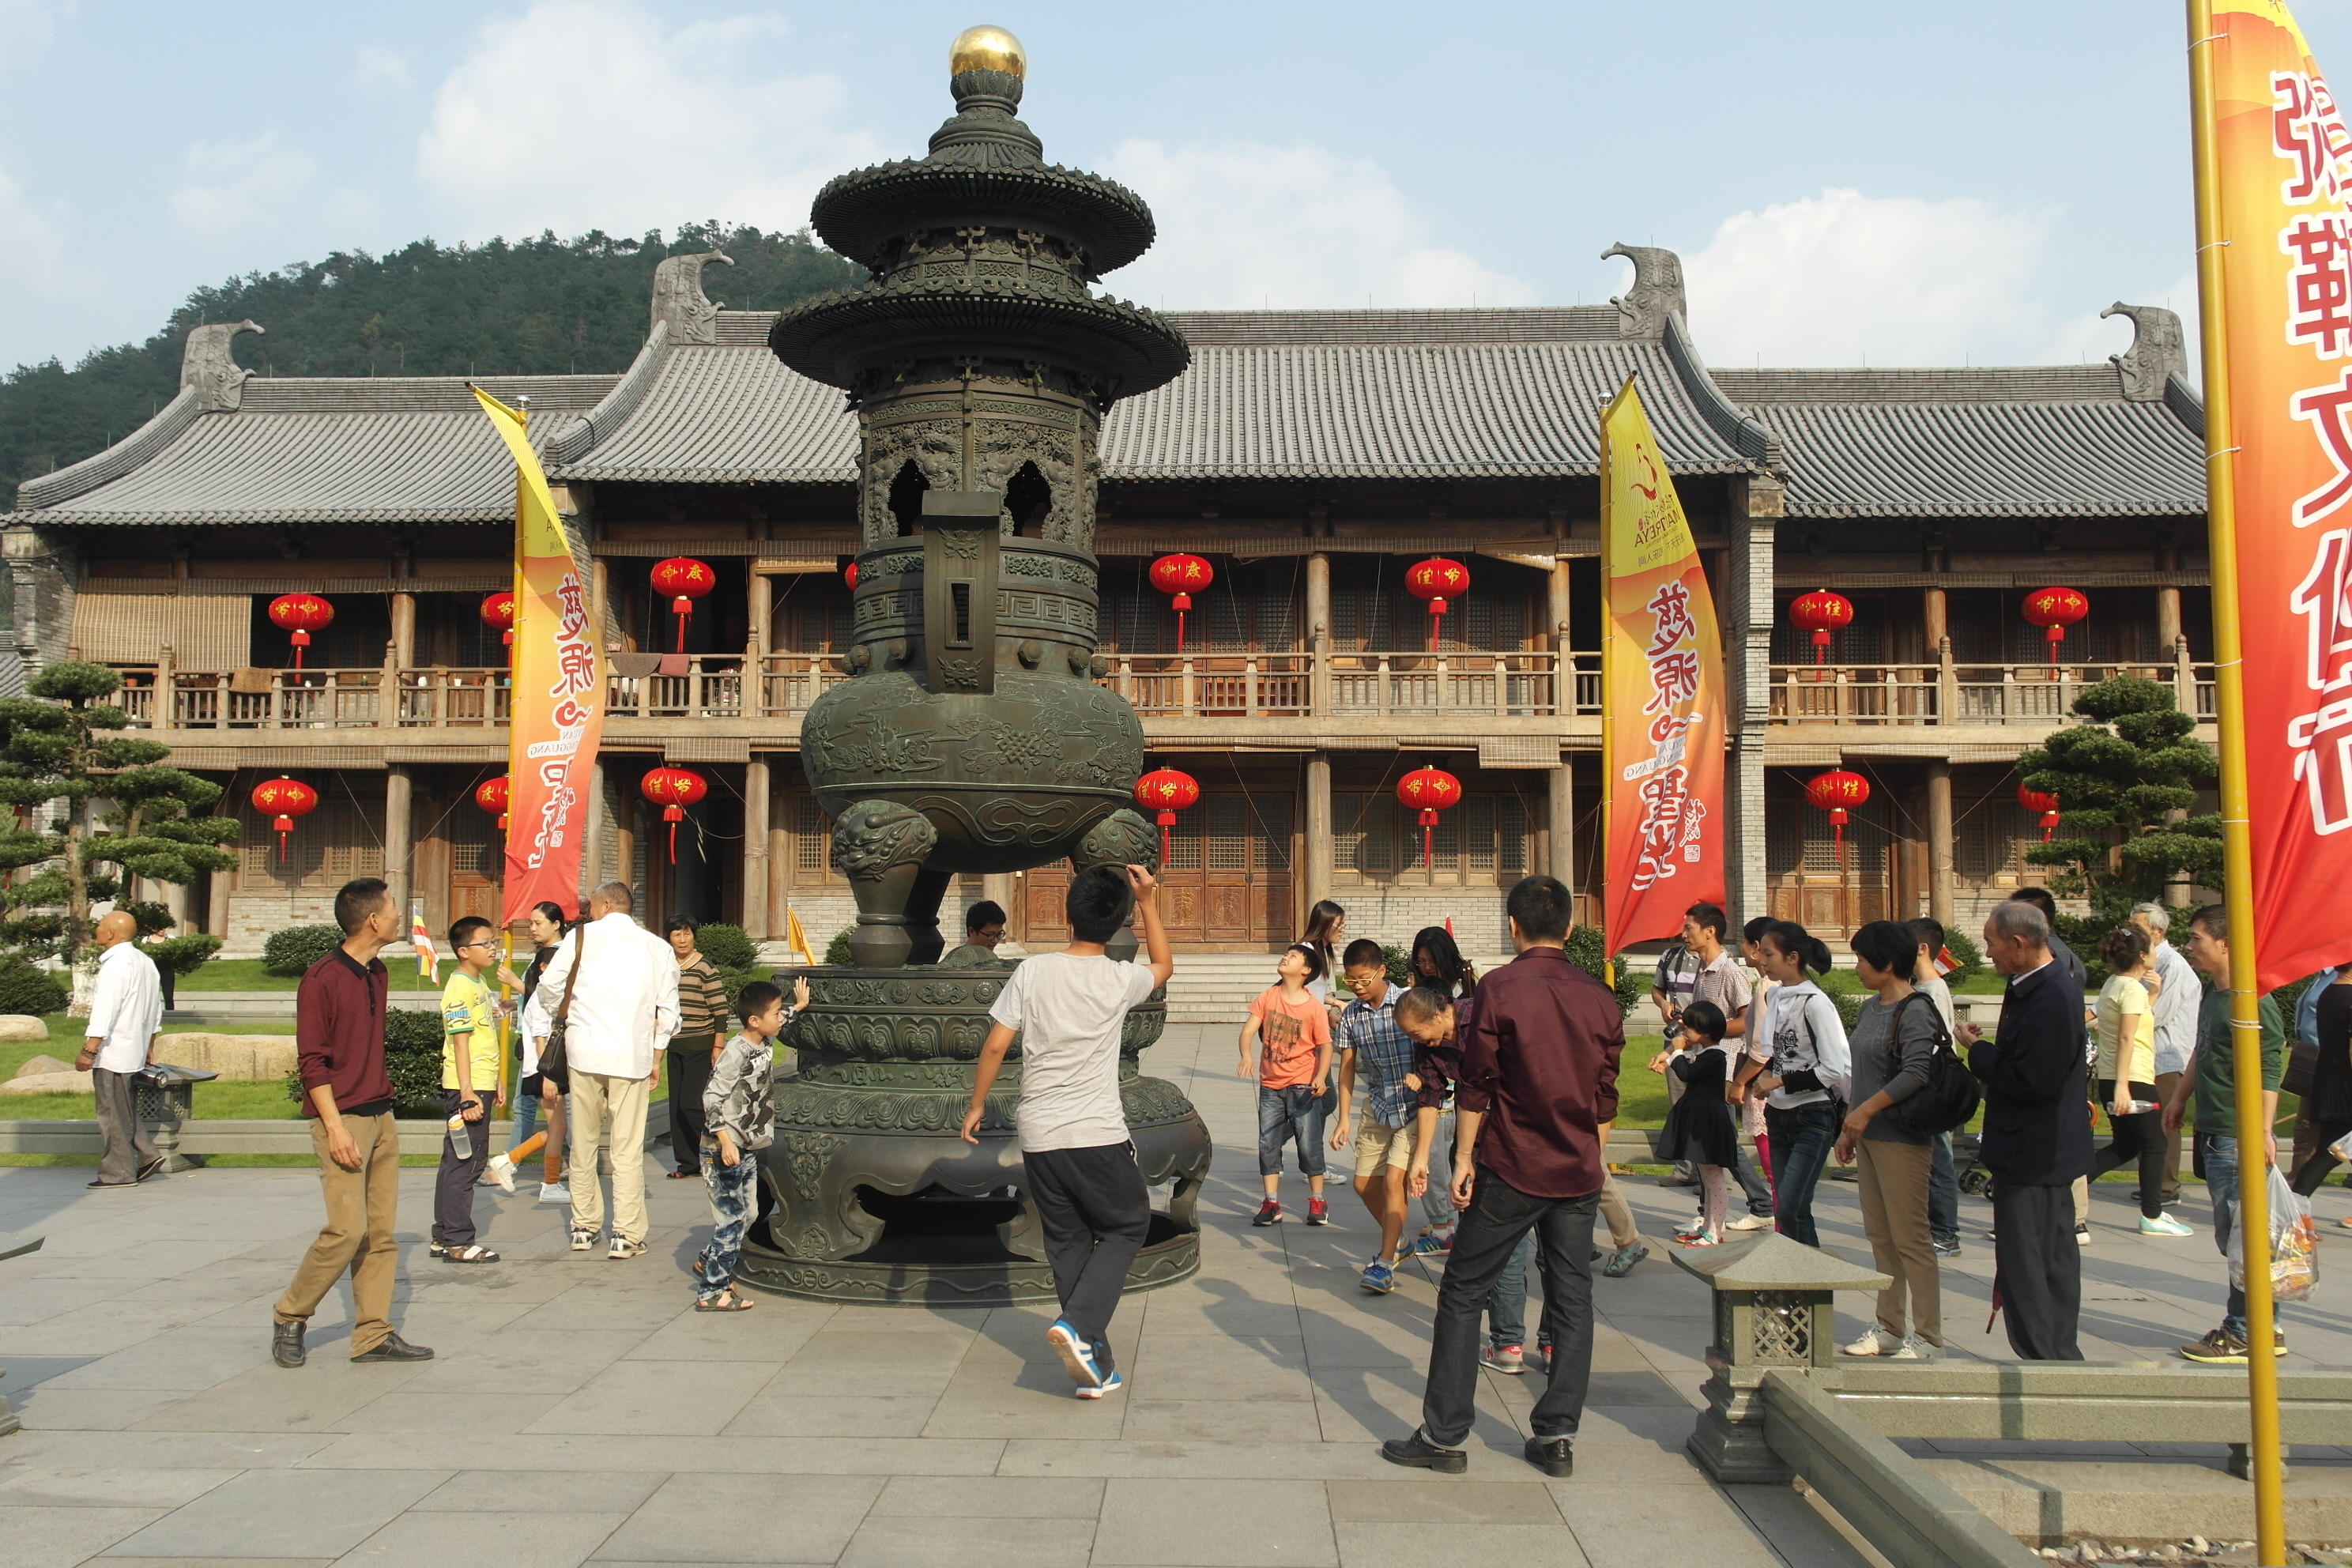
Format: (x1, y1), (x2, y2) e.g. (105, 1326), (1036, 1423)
(487, 1153), (516, 1194)
(1726, 1213), (1772, 1231)
(539, 1182), (571, 1205)
(1886, 1338), (1938, 1361)
(1841, 1328), (1902, 1358)
(2076, 1223), (2091, 1246)
(609, 1236), (646, 1261)
(2140, 1212), (2196, 1237)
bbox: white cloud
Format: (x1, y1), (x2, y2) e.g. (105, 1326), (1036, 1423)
(416, 0), (878, 240)
(0, 0), (70, 52)
(169, 133), (318, 239)
(0, 156), (69, 307)
(1097, 140), (1532, 311)
(1679, 187), (2065, 367)
(355, 46), (410, 90)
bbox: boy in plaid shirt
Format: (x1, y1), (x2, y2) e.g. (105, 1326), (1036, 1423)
(1332, 938), (1418, 1294)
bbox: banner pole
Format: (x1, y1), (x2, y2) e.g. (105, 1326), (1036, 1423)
(2185, 6), (2286, 1559)
(1599, 386), (1615, 988)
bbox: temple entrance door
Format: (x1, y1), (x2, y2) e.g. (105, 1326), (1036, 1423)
(449, 800), (500, 929)
(1012, 794), (1294, 949)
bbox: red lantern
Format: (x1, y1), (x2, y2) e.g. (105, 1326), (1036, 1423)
(1804, 768), (1871, 851)
(639, 765), (708, 864)
(1133, 767), (1201, 864)
(266, 594), (334, 670)
(2017, 783), (2061, 843)
(842, 560), (860, 591)
(2022, 586), (2089, 676)
(1396, 765), (1464, 870)
(1404, 558), (1472, 653)
(250, 776), (318, 865)
(1148, 554), (1214, 652)
(475, 775), (511, 832)
(650, 557), (716, 653)
(1788, 590), (1854, 666)
(480, 590), (516, 648)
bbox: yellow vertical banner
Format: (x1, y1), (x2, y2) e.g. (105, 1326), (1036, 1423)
(1600, 378), (1727, 956)
(472, 387), (603, 923)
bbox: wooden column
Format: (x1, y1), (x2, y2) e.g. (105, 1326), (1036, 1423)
(1306, 552), (1331, 714)
(384, 766), (413, 920)
(1305, 752), (1333, 905)
(1549, 563), (1576, 713)
(1550, 763), (1575, 901)
(390, 592), (416, 670)
(742, 756), (771, 940)
(2158, 586), (2183, 654)
(1923, 586), (1948, 649)
(1927, 758), (1954, 929)
(205, 868), (231, 940)
(771, 820), (795, 946)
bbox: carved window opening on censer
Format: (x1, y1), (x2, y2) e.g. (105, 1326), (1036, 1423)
(888, 460), (929, 537)
(1004, 460), (1053, 537)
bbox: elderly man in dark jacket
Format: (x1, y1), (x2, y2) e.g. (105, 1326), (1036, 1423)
(1962, 898), (2093, 1360)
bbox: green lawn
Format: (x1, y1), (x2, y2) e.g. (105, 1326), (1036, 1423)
(176, 958), (444, 993)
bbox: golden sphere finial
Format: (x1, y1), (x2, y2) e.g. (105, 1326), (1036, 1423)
(949, 24), (1025, 79)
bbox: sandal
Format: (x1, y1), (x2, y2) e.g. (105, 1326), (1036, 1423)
(665, 1169), (699, 1179)
(442, 1244), (501, 1263)
(694, 1287), (754, 1312)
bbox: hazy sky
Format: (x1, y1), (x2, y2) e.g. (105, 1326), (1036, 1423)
(4, 0), (2346, 374)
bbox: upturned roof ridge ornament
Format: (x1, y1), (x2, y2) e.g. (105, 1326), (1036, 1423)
(650, 250), (733, 345)
(2100, 300), (2188, 402)
(1601, 243), (1687, 341)
(182, 319), (262, 413)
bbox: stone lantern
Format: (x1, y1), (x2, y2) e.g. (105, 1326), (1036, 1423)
(1673, 1233), (1891, 1483)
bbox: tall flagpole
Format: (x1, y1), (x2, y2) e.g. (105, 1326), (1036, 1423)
(2184, 6), (2286, 1559)
(1598, 393), (1615, 989)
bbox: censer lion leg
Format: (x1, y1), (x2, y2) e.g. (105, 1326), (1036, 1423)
(831, 800), (938, 969)
(903, 865), (953, 967)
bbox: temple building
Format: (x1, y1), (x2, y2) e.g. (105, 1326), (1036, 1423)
(0, 250), (2209, 957)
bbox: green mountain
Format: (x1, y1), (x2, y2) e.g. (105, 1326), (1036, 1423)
(0, 221), (864, 496)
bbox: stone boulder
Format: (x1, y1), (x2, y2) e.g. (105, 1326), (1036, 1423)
(0, 1070), (89, 1095)
(0, 1016), (48, 1042)
(153, 1034), (296, 1081)
(10, 1054), (72, 1079)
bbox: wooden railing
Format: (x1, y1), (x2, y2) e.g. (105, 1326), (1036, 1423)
(606, 657), (746, 720)
(1323, 650), (1573, 719)
(1101, 654), (1314, 718)
(1770, 649), (2220, 726)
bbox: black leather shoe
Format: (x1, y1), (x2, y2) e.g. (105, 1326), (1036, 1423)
(271, 1320), (306, 1369)
(1380, 1430), (1468, 1474)
(1525, 1436), (1574, 1477)
(350, 1331), (435, 1363)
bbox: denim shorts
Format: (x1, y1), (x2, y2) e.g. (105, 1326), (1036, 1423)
(1257, 1084), (1328, 1178)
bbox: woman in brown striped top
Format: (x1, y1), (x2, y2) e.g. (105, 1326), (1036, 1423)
(665, 918), (731, 1178)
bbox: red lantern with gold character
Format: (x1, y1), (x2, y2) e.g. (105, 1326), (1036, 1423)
(639, 766), (708, 864)
(1788, 589), (1854, 666)
(1133, 767), (1200, 864)
(1405, 558), (1471, 653)
(1804, 768), (1871, 851)
(475, 775), (511, 832)
(250, 776), (318, 865)
(1396, 765), (1464, 870)
(267, 594), (334, 669)
(650, 557), (715, 653)
(842, 560), (860, 591)
(480, 590), (516, 648)
(1148, 554), (1213, 652)
(2022, 586), (2089, 676)
(2017, 783), (2061, 843)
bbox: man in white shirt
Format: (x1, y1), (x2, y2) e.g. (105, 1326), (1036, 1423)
(521, 881), (680, 1258)
(76, 910), (164, 1189)
(2131, 903), (2199, 1205)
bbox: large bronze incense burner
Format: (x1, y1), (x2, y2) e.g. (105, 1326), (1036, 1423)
(740, 26), (1212, 1306)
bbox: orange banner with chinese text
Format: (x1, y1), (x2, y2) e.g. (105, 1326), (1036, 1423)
(1601, 379), (1726, 955)
(473, 387), (603, 924)
(2206, 2), (2352, 987)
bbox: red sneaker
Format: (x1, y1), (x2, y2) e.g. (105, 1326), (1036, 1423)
(1306, 1199), (1329, 1225)
(1252, 1200), (1283, 1227)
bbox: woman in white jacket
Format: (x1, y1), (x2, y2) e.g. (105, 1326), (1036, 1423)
(1752, 920), (1851, 1247)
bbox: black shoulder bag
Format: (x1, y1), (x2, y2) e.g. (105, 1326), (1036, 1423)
(537, 924), (586, 1080)
(1884, 989), (1981, 1139)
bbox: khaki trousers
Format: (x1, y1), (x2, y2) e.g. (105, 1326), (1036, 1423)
(273, 1110), (401, 1355)
(1598, 1173), (1638, 1250)
(569, 1070), (650, 1246)
(2156, 1070), (2185, 1202)
(1856, 1137), (1941, 1347)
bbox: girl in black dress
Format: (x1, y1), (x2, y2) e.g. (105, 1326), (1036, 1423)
(1660, 1001), (1738, 1246)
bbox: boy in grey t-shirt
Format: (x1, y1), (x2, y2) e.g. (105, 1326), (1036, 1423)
(961, 863), (1173, 1399)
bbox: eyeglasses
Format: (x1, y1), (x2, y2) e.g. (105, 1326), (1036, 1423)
(457, 940), (496, 952)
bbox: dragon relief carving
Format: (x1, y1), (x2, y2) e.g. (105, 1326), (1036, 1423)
(830, 799), (939, 880)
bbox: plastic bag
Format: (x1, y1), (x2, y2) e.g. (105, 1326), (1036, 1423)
(2228, 1162), (2319, 1304)
(2331, 1126), (2352, 1163)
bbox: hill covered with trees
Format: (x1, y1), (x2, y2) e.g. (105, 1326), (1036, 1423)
(0, 221), (863, 496)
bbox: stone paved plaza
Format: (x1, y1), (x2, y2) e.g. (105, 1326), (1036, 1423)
(2, 1022), (2347, 1567)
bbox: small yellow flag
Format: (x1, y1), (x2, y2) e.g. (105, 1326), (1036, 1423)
(786, 905), (815, 966)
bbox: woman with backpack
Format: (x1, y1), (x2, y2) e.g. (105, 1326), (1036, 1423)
(1833, 919), (1948, 1358)
(1753, 920), (1850, 1248)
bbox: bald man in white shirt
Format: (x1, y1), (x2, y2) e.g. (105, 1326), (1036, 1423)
(77, 910), (164, 1189)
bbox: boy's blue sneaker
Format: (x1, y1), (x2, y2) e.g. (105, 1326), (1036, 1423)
(1046, 1320), (1106, 1388)
(1359, 1258), (1396, 1294)
(1075, 1370), (1125, 1400)
(1409, 1233), (1446, 1256)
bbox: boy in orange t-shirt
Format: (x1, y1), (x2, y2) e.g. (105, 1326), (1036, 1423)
(1238, 943), (1335, 1226)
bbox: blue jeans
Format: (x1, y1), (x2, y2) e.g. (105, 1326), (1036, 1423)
(1257, 1085), (1327, 1178)
(1928, 1132), (1958, 1241)
(1765, 1100), (1838, 1247)
(695, 1136), (760, 1299)
(1487, 1231), (1536, 1348)
(2202, 1133), (2248, 1328)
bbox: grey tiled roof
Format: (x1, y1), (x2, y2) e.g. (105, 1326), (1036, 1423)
(1712, 367), (2207, 519)
(552, 326), (854, 484)
(13, 375), (615, 526)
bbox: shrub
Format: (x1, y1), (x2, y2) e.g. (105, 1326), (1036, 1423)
(145, 934), (222, 978)
(1942, 927), (1983, 983)
(1380, 944), (1410, 989)
(0, 959), (65, 1016)
(263, 924), (341, 976)
(825, 925), (853, 967)
(694, 922), (757, 971)
(289, 1007), (446, 1118)
(1561, 926), (1646, 1018)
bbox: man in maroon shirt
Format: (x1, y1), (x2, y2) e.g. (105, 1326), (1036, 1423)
(1385, 874), (1621, 1478)
(270, 877), (435, 1369)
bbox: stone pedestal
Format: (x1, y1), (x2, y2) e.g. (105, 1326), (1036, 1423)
(1672, 1234), (1892, 1483)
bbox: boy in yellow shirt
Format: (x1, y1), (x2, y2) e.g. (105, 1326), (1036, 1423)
(433, 916), (505, 1263)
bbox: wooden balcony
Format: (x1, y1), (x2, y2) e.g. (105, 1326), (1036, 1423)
(1768, 649), (2216, 728)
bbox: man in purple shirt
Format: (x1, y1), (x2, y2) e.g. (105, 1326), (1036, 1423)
(1384, 874), (1623, 1479)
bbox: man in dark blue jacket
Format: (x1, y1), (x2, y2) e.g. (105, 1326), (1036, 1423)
(1961, 899), (2093, 1359)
